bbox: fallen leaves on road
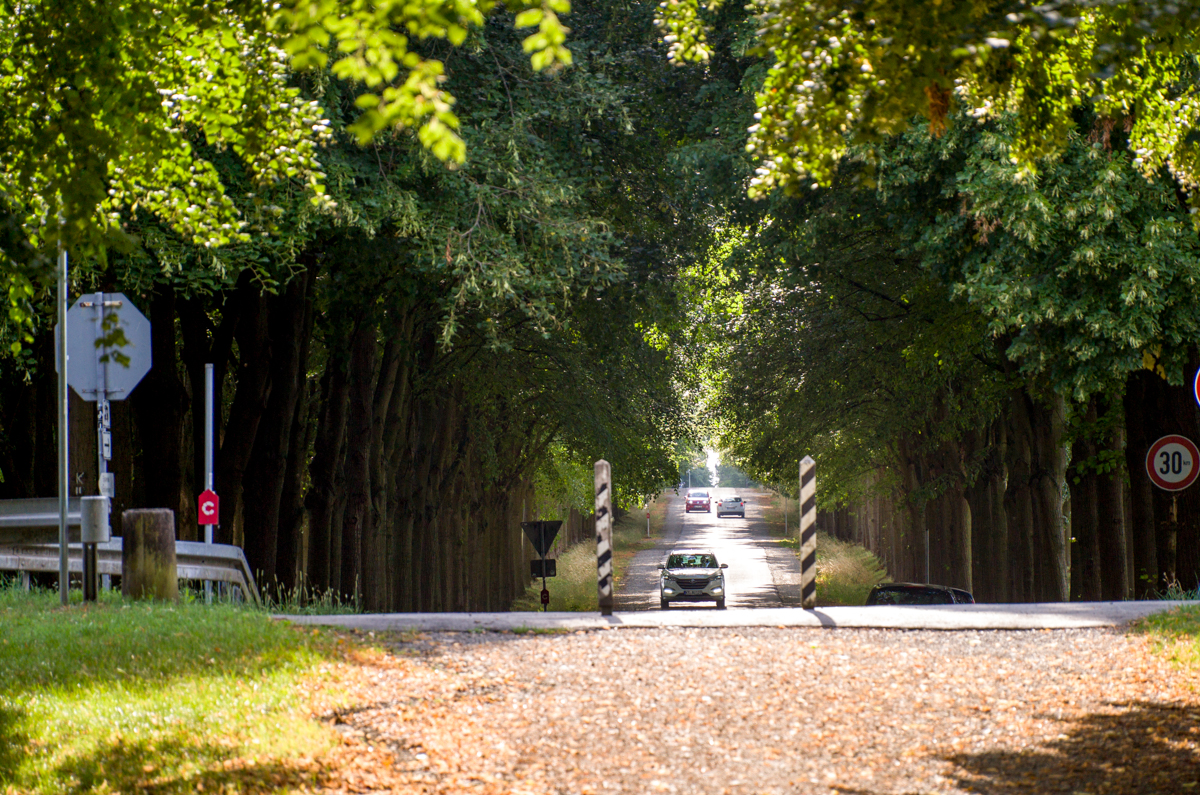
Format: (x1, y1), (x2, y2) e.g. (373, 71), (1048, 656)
(303, 627), (1199, 794)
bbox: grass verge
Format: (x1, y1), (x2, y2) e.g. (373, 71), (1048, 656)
(0, 583), (357, 794)
(756, 490), (890, 607)
(511, 497), (669, 611)
(1131, 604), (1200, 671)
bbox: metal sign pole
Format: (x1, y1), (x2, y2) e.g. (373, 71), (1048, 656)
(204, 362), (214, 604)
(57, 236), (69, 606)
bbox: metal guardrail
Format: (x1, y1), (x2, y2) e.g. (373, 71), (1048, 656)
(0, 537), (261, 606)
(0, 497), (83, 544)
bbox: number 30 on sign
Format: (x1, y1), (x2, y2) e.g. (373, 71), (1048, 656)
(1145, 435), (1200, 491)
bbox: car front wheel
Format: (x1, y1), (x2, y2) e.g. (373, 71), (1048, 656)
(716, 598), (726, 609)
(661, 599), (670, 610)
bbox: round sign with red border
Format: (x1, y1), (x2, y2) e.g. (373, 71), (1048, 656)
(1145, 435), (1200, 491)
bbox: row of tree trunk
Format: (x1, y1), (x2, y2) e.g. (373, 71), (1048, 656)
(0, 258), (600, 611)
(817, 368), (1199, 601)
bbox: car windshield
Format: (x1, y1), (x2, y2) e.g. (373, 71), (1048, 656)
(870, 587), (953, 605)
(689, 491), (708, 498)
(668, 553), (717, 568)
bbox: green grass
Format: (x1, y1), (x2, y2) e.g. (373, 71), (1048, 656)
(511, 500), (666, 612)
(0, 583), (348, 793)
(1132, 604), (1200, 670)
(757, 490), (890, 606)
(813, 532), (891, 606)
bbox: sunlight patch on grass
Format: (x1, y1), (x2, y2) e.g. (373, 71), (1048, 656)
(814, 532), (891, 607)
(1132, 604), (1200, 671)
(0, 584), (349, 793)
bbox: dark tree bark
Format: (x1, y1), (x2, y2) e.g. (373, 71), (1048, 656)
(131, 284), (187, 524)
(242, 267), (313, 587)
(214, 280), (274, 545)
(340, 319), (380, 603)
(305, 346), (352, 593)
(1095, 410), (1129, 601)
(276, 296), (317, 595)
(1005, 390), (1036, 602)
(1124, 369), (1159, 596)
(1069, 399), (1102, 601)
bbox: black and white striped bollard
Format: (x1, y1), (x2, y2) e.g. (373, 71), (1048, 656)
(799, 455), (817, 609)
(595, 459), (614, 616)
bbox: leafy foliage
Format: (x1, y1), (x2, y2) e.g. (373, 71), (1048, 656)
(658, 0), (1200, 210)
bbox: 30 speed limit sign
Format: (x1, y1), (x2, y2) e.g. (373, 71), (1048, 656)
(1145, 434), (1200, 491)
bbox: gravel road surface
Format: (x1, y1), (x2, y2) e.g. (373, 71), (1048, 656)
(319, 624), (1200, 795)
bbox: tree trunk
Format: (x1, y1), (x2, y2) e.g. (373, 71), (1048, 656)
(305, 349), (351, 593)
(1031, 390), (1068, 602)
(1005, 390), (1036, 602)
(215, 280), (273, 546)
(131, 284), (187, 526)
(1124, 369), (1159, 596)
(1069, 399), (1102, 601)
(340, 319), (380, 604)
(1096, 406), (1129, 601)
(242, 267), (312, 588)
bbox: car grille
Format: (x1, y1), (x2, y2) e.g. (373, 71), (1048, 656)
(674, 577), (710, 589)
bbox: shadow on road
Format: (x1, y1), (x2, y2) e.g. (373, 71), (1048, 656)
(944, 701), (1200, 793)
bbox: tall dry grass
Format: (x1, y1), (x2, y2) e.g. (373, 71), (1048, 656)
(814, 532), (890, 606)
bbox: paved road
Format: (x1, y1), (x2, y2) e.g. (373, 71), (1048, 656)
(282, 486), (1193, 631)
(617, 487), (802, 611)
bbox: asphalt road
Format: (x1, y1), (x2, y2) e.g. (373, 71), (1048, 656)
(283, 487), (1191, 631)
(617, 487), (802, 611)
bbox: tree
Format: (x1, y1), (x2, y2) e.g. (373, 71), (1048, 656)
(0, 0), (572, 333)
(658, 0), (1200, 211)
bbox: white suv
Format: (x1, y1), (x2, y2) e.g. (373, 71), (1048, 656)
(658, 550), (728, 609)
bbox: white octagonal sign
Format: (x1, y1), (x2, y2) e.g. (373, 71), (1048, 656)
(55, 292), (152, 401)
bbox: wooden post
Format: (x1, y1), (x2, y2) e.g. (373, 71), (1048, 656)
(800, 456), (817, 609)
(595, 459), (613, 616)
(122, 509), (178, 601)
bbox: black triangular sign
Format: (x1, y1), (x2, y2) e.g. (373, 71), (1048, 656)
(522, 520), (562, 557)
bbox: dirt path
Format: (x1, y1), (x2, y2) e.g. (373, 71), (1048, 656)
(315, 626), (1199, 794)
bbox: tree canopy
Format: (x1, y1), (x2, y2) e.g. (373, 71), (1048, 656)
(659, 0), (1200, 207)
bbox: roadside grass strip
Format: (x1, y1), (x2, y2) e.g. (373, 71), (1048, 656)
(0, 583), (356, 794)
(813, 533), (891, 607)
(512, 499), (668, 612)
(1134, 603), (1200, 672)
(760, 490), (891, 606)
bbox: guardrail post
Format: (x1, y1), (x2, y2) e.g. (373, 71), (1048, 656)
(800, 456), (817, 609)
(595, 459), (613, 616)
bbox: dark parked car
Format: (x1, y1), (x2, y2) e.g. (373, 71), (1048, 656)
(865, 583), (975, 606)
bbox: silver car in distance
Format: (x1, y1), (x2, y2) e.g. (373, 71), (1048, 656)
(658, 549), (728, 610)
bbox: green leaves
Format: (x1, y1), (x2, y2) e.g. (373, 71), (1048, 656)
(659, 0), (1200, 214)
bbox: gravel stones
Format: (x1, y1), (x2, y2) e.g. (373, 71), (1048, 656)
(319, 627), (1199, 794)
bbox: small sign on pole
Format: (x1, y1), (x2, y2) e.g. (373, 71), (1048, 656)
(198, 490), (220, 525)
(1145, 435), (1200, 492)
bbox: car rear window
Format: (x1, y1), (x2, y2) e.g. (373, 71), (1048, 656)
(668, 553), (717, 568)
(868, 587), (954, 606)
